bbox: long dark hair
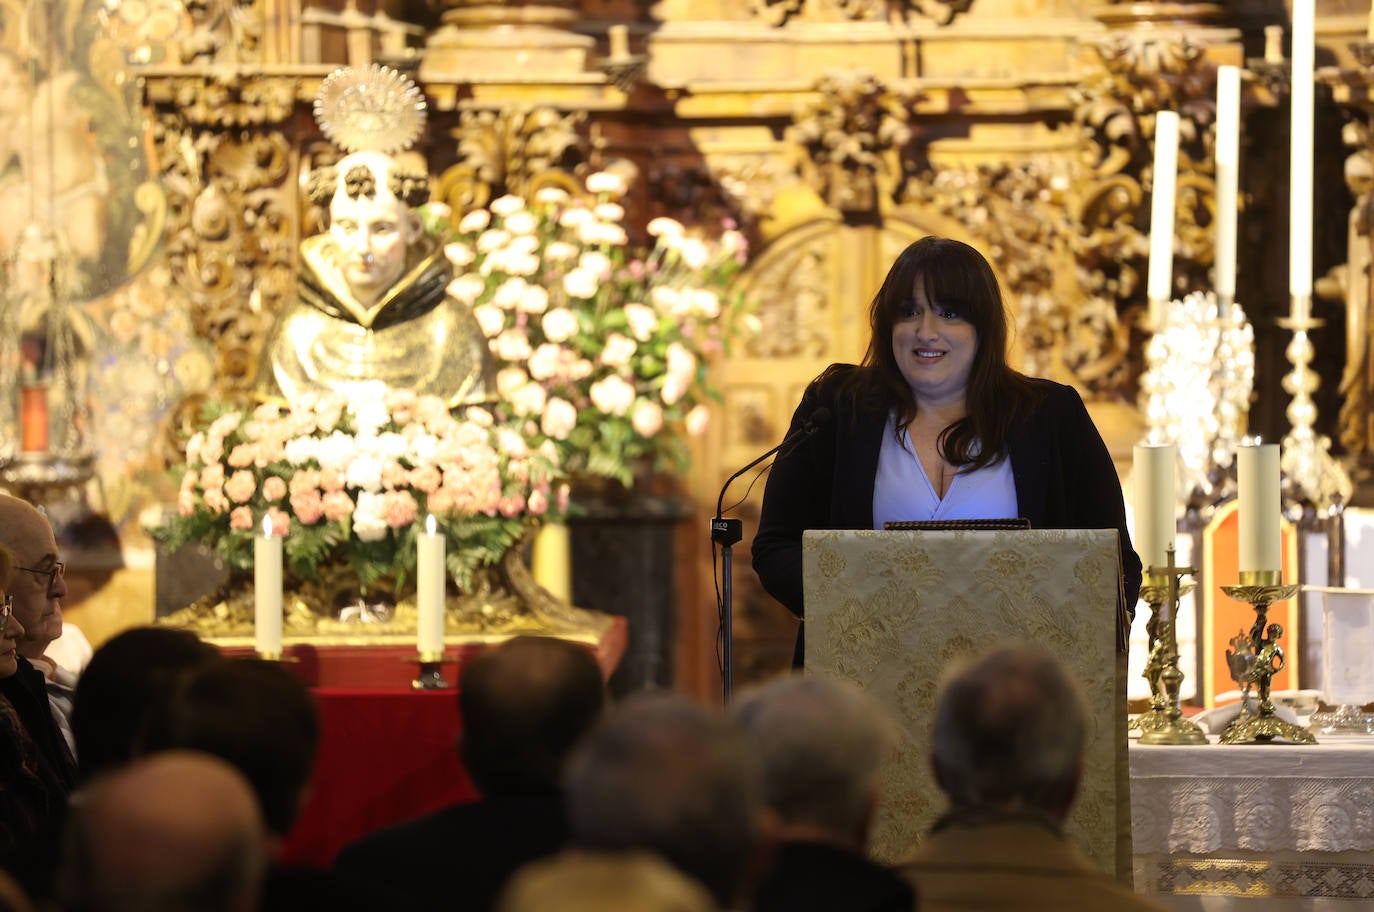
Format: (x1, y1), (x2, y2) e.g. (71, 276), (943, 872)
(841, 236), (1041, 471)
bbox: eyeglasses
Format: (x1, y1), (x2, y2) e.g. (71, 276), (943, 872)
(0, 594), (11, 634)
(16, 561), (63, 590)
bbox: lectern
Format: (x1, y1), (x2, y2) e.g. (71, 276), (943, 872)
(803, 528), (1129, 879)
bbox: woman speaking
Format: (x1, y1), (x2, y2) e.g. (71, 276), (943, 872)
(752, 237), (1141, 665)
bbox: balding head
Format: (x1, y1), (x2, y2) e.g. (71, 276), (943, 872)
(61, 751), (265, 912)
(0, 496), (65, 658)
(459, 636), (606, 796)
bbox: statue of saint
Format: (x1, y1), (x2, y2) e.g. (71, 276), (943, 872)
(257, 149), (493, 406)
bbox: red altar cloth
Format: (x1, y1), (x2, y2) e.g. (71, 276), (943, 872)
(223, 622), (627, 866)
(279, 687), (476, 867)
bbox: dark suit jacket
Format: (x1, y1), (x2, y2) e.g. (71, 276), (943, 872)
(333, 791), (566, 912)
(754, 840), (915, 912)
(752, 366), (1142, 661)
(0, 657), (77, 899)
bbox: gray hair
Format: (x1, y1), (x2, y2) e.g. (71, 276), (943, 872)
(563, 693), (762, 908)
(732, 673), (897, 837)
(931, 644), (1087, 814)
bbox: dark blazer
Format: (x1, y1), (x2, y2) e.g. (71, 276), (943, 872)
(754, 840), (916, 912)
(752, 366), (1141, 660)
(333, 791), (566, 912)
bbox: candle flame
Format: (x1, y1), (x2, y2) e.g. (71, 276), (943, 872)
(262, 515), (273, 538)
(426, 513), (437, 536)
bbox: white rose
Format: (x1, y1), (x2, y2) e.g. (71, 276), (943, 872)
(493, 328), (533, 361)
(586, 171), (627, 195)
(375, 432), (408, 460)
(518, 285), (550, 313)
(457, 209), (491, 233)
(346, 454), (385, 493)
(677, 238), (710, 270)
(314, 431), (357, 472)
(407, 432), (438, 462)
(589, 375), (636, 416)
(623, 303), (658, 341)
(579, 250), (612, 277)
(688, 288), (721, 318)
(497, 367), (531, 398)
(647, 217), (684, 239)
(283, 436), (318, 466)
(535, 187), (570, 205)
(541, 397), (578, 440)
(510, 382), (548, 417)
(527, 344), (564, 381)
(558, 207), (593, 229)
(351, 492), (390, 542)
(493, 277), (528, 309)
(477, 229), (511, 253)
(447, 274), (486, 305)
(594, 202), (625, 223)
(473, 304), (507, 338)
(631, 399), (664, 437)
(541, 308), (580, 343)
(443, 242), (475, 267)
(685, 404), (711, 436)
(563, 269), (599, 299)
(545, 240), (579, 262)
(503, 211), (538, 235)
(489, 195), (527, 217)
(600, 332), (637, 369)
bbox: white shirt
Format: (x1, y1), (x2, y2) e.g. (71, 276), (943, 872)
(872, 413), (1019, 529)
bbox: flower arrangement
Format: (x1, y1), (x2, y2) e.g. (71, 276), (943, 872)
(153, 382), (568, 591)
(434, 171), (753, 486)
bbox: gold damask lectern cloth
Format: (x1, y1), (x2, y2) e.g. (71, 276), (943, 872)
(803, 528), (1127, 878)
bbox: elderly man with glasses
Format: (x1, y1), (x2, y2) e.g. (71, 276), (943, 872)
(0, 495), (79, 758)
(0, 538), (76, 903)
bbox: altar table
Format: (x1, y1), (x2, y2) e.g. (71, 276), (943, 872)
(1130, 735), (1374, 908)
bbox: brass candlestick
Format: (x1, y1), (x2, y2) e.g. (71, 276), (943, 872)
(1219, 571), (1316, 744)
(1134, 547), (1206, 745)
(411, 651), (453, 690)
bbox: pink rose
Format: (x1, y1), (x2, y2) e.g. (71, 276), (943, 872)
(203, 487), (229, 515)
(408, 464), (442, 494)
(381, 460), (409, 490)
(382, 490), (420, 528)
(527, 489), (549, 515)
(229, 506), (255, 531)
(427, 487), (457, 516)
(319, 469), (346, 493)
(227, 443), (257, 468)
(321, 490), (355, 522)
(266, 507), (291, 538)
(291, 489), (325, 525)
(289, 469), (321, 496)
(498, 493), (527, 518)
(556, 483), (571, 512)
(262, 476), (288, 502)
(225, 470), (256, 504)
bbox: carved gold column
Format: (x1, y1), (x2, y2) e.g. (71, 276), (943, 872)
(423, 0), (593, 80)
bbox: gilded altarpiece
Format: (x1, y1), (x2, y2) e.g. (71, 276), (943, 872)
(11, 0), (1365, 688)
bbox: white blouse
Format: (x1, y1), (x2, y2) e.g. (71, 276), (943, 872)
(872, 413), (1019, 529)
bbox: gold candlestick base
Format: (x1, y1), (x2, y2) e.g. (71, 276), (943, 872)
(1133, 556), (1206, 745)
(1218, 580), (1315, 745)
(410, 651), (453, 690)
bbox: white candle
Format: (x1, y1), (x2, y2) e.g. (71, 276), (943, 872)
(1367, 1), (1374, 42)
(1134, 443), (1177, 573)
(417, 514), (446, 657)
(609, 24), (629, 59)
(1237, 443), (1281, 575)
(254, 516), (283, 657)
(1290, 0), (1314, 310)
(1147, 111), (1180, 321)
(531, 521), (572, 601)
(1215, 66), (1241, 309)
(1265, 25), (1284, 64)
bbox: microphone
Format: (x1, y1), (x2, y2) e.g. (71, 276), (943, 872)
(711, 405), (831, 702)
(712, 406), (832, 544)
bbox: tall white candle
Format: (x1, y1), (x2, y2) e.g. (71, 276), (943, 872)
(1134, 443), (1177, 573)
(1215, 66), (1241, 309)
(1237, 443), (1282, 575)
(1147, 110), (1180, 321)
(417, 514), (446, 657)
(1290, 0), (1314, 312)
(609, 24), (629, 59)
(254, 516), (283, 657)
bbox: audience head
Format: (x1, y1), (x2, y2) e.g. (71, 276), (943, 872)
(70, 625), (220, 782)
(142, 658), (319, 843)
(498, 851), (718, 912)
(59, 750), (265, 912)
(732, 673), (897, 849)
(931, 644), (1087, 821)
(564, 692), (764, 908)
(459, 635), (606, 797)
(0, 495), (67, 659)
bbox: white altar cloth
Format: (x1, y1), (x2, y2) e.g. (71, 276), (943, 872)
(1130, 735), (1374, 906)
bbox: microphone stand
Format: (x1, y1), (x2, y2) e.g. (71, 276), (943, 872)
(711, 409), (828, 702)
